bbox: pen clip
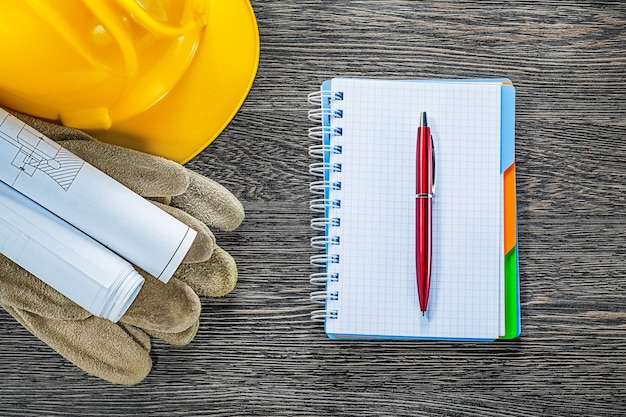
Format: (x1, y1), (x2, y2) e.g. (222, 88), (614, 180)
(431, 134), (436, 194)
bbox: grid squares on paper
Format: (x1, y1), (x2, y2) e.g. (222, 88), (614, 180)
(324, 78), (503, 340)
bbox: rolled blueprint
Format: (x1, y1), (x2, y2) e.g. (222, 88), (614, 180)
(0, 108), (196, 282)
(0, 181), (144, 322)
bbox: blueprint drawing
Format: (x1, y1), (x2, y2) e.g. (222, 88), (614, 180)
(0, 111), (84, 191)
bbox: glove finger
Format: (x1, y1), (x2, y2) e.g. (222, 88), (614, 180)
(170, 170), (244, 232)
(4, 305), (152, 385)
(146, 319), (200, 346)
(120, 275), (201, 335)
(174, 246), (238, 297)
(57, 140), (190, 198)
(118, 323), (152, 352)
(0, 255), (91, 320)
(151, 201), (215, 263)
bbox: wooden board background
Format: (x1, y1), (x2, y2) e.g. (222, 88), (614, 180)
(1, 1), (625, 416)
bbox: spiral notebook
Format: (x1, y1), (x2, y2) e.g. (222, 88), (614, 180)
(308, 78), (519, 341)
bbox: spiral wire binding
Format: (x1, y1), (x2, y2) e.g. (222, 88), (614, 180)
(310, 235), (340, 250)
(307, 91), (323, 105)
(308, 86), (344, 322)
(309, 272), (339, 285)
(310, 217), (340, 230)
(308, 144), (342, 158)
(308, 126), (342, 141)
(310, 180), (341, 194)
(307, 90), (343, 105)
(310, 290), (339, 304)
(310, 198), (341, 212)
(310, 254), (340, 267)
(308, 108), (343, 122)
(309, 162), (341, 177)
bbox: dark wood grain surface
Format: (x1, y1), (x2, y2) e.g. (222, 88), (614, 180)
(1, 1), (625, 416)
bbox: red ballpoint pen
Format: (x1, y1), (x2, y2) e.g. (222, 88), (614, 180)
(416, 111), (435, 315)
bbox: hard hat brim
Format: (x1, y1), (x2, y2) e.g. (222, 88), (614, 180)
(89, 0), (260, 163)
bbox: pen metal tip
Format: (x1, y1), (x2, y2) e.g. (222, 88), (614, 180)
(420, 112), (428, 127)
(422, 311), (425, 317)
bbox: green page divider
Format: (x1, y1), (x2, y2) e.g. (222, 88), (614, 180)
(502, 246), (520, 339)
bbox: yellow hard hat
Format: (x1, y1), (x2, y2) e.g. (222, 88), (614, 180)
(0, 0), (259, 163)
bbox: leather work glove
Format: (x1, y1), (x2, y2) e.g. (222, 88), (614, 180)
(0, 113), (244, 384)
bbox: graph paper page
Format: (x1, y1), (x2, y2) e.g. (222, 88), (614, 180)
(324, 78), (503, 340)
